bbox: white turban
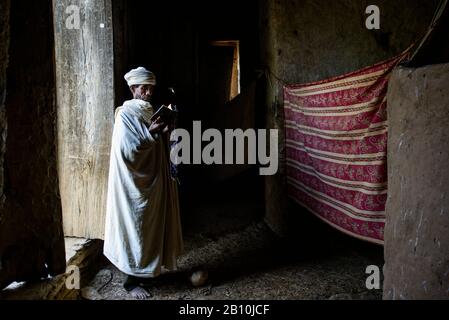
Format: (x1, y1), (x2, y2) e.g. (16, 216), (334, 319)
(124, 67), (156, 87)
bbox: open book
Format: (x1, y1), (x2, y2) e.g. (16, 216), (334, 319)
(150, 104), (178, 122)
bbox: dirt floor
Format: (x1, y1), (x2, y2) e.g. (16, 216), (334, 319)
(84, 220), (383, 300)
(1, 175), (384, 300)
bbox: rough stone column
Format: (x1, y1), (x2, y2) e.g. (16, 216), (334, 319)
(384, 63), (449, 299)
(0, 0), (66, 289)
(0, 0), (9, 215)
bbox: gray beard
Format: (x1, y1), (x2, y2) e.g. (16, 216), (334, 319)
(134, 94), (151, 102)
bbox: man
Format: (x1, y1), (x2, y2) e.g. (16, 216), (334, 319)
(103, 67), (183, 299)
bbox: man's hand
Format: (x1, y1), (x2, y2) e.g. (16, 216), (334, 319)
(162, 121), (175, 134)
(149, 117), (168, 136)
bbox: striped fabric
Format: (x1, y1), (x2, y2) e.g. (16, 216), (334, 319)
(284, 54), (407, 244)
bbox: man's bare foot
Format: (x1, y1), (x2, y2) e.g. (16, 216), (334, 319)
(129, 286), (151, 300)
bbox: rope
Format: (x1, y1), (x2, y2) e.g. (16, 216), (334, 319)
(407, 0), (448, 63)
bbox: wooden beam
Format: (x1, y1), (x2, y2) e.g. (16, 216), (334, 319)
(53, 0), (115, 239)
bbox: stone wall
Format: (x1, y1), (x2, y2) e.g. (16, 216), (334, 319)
(383, 63), (449, 299)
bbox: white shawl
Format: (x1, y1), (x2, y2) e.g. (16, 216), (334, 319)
(104, 99), (183, 278)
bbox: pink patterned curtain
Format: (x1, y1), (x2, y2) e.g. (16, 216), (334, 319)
(284, 54), (408, 244)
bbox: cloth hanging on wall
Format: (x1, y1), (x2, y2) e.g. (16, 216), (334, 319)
(283, 53), (408, 244)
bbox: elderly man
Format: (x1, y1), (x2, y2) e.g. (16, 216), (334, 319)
(103, 67), (183, 299)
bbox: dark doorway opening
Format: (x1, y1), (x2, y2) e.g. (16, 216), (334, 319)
(112, 0), (264, 236)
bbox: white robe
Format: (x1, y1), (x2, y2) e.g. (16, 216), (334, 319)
(103, 99), (183, 278)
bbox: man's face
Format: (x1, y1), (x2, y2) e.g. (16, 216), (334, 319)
(131, 84), (154, 102)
